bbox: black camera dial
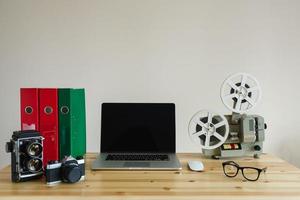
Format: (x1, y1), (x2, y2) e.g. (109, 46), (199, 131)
(5, 142), (13, 153)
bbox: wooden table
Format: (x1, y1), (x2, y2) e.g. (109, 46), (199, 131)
(1, 153), (300, 200)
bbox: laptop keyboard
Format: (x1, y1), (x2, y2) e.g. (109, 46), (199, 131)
(106, 154), (169, 161)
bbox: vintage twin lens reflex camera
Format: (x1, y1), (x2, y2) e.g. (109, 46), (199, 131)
(6, 130), (44, 182)
(46, 156), (85, 184)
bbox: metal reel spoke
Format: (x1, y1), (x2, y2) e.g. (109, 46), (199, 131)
(227, 80), (239, 91)
(205, 135), (211, 147)
(193, 119), (206, 128)
(241, 74), (248, 87)
(224, 93), (238, 100)
(192, 130), (205, 137)
(245, 96), (255, 106)
(207, 112), (212, 125)
(235, 96), (243, 111)
(214, 121), (226, 129)
(247, 86), (259, 92)
(213, 132), (225, 141)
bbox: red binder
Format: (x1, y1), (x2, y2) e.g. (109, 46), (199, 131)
(39, 88), (59, 166)
(20, 88), (39, 131)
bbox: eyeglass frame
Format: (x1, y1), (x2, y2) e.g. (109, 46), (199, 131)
(222, 161), (267, 181)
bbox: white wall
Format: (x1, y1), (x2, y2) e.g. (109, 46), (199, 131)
(1, 0), (300, 169)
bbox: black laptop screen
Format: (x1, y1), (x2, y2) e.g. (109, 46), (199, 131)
(101, 103), (176, 153)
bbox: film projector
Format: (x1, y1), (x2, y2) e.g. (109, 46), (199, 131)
(188, 73), (267, 159)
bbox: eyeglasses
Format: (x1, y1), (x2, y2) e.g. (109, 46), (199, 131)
(222, 161), (267, 181)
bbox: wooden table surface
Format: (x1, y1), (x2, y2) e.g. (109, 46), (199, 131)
(1, 153), (300, 200)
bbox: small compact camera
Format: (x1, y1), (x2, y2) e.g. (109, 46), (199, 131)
(46, 156), (85, 184)
(6, 130), (44, 182)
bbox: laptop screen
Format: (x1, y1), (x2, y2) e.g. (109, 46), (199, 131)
(101, 103), (175, 153)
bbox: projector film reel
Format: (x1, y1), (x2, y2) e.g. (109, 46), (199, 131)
(221, 73), (261, 114)
(188, 110), (229, 150)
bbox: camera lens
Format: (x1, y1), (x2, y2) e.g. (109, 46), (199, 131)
(27, 158), (43, 173)
(27, 142), (43, 157)
(62, 162), (81, 183)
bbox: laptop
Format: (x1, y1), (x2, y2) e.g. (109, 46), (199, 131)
(92, 103), (182, 170)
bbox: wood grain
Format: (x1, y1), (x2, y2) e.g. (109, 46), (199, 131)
(1, 153), (300, 200)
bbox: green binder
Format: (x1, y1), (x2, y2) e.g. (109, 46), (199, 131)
(58, 88), (86, 160)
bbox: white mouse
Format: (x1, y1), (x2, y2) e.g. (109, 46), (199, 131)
(188, 160), (204, 172)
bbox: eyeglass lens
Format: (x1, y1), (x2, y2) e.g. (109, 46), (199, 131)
(223, 164), (239, 177)
(242, 168), (260, 181)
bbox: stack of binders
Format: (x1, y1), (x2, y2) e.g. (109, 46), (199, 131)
(20, 88), (86, 166)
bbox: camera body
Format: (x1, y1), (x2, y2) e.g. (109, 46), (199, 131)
(46, 156), (85, 184)
(202, 113), (266, 159)
(6, 130), (44, 182)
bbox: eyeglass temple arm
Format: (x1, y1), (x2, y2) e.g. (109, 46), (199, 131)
(262, 167), (267, 173)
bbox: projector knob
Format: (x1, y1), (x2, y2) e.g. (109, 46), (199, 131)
(254, 145), (261, 151)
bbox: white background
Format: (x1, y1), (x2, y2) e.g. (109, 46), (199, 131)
(0, 0), (300, 169)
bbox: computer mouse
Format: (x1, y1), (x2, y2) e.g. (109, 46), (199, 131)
(188, 160), (204, 172)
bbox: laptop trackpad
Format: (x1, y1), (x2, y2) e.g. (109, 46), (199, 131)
(123, 162), (150, 168)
